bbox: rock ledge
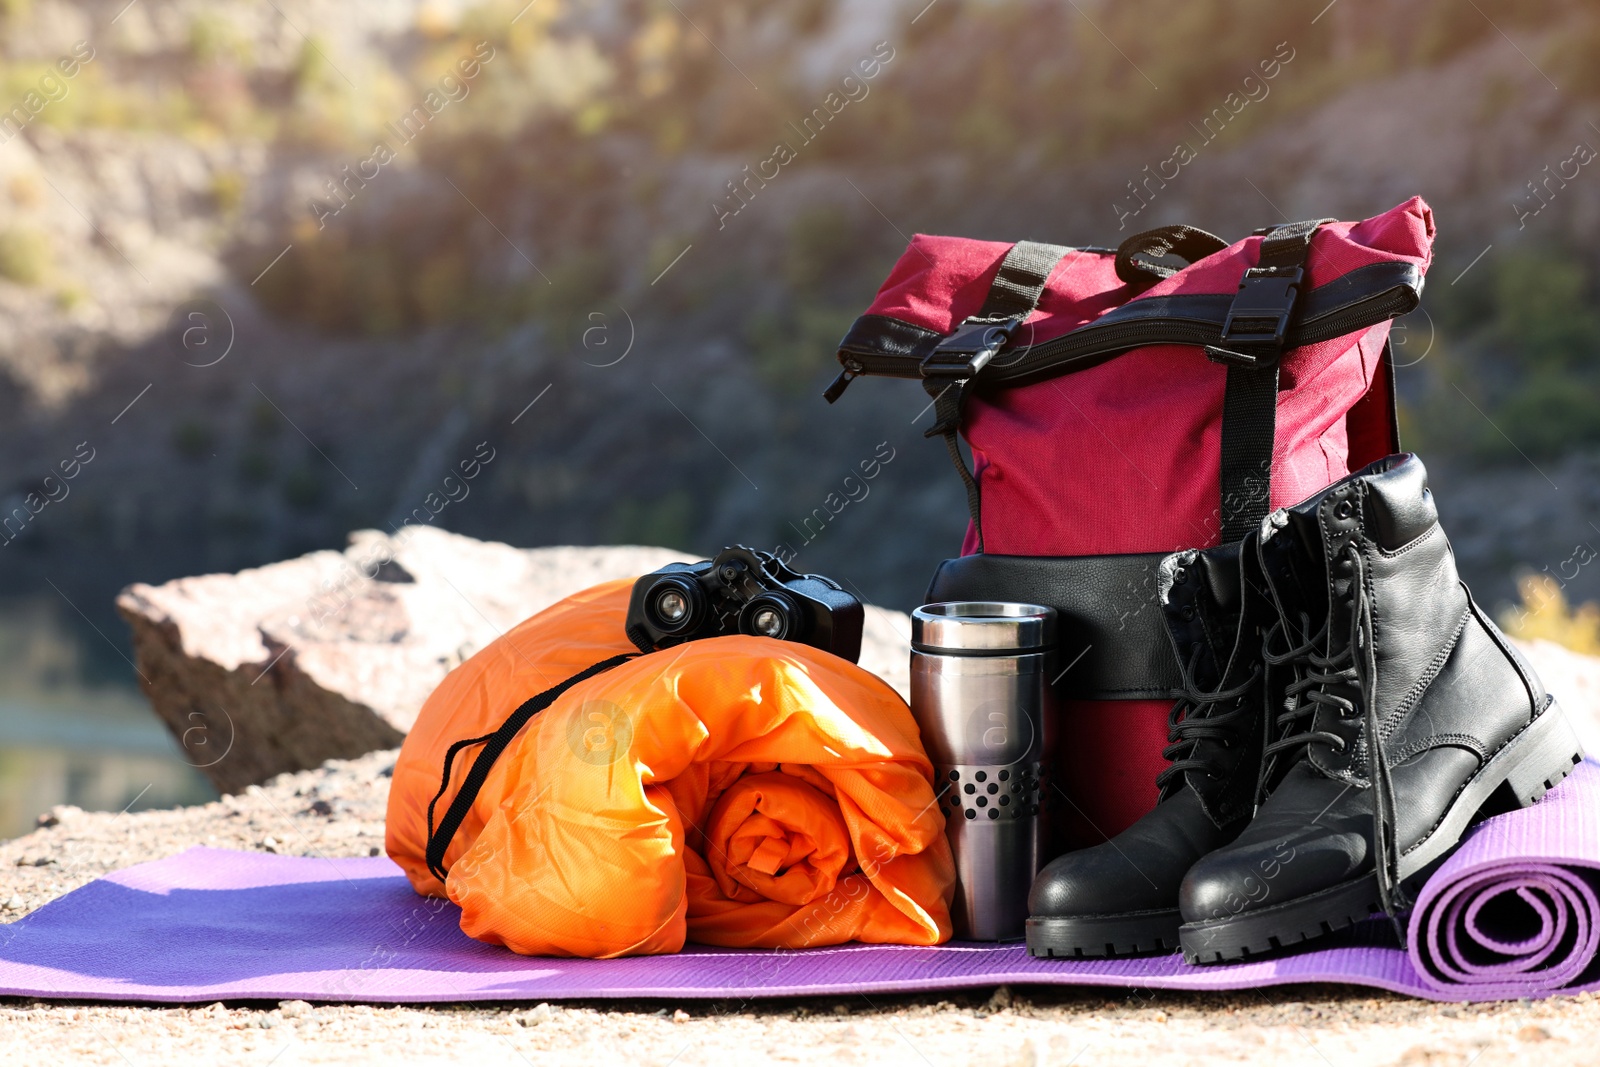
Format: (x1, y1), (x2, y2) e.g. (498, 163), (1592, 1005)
(117, 529), (913, 792)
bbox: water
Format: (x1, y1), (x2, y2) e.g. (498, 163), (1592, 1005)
(0, 598), (216, 841)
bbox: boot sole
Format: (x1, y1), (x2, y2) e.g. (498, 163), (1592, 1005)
(1179, 698), (1585, 965)
(1026, 910), (1181, 958)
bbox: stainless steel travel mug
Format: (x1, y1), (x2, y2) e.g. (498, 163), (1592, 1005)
(910, 601), (1057, 941)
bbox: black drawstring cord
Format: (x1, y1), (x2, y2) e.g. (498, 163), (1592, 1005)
(423, 651), (640, 883)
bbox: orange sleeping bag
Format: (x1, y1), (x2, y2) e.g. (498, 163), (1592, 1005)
(386, 577), (955, 957)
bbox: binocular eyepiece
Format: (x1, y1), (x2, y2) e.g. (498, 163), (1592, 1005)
(627, 546), (864, 662)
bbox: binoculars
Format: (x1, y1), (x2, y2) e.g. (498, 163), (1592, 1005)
(626, 546), (864, 663)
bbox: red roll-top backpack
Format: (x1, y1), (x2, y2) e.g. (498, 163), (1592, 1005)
(826, 197), (1435, 848)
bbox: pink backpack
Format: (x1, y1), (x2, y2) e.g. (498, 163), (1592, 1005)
(828, 198), (1434, 845)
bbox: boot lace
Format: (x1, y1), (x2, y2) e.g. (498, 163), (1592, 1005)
(1154, 644), (1260, 796)
(1260, 541), (1406, 943)
(1261, 613), (1348, 759)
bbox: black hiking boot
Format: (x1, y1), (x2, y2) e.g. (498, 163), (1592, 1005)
(1179, 453), (1586, 964)
(1026, 535), (1271, 958)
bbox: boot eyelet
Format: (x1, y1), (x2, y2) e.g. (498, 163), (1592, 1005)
(1180, 606), (1195, 621)
(1174, 567), (1188, 584)
(1334, 500), (1354, 520)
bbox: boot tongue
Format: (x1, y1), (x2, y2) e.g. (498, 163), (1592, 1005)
(1264, 507), (1328, 626)
(1169, 543), (1242, 688)
(1196, 545), (1241, 614)
(1157, 543), (1255, 816)
(1258, 503), (1361, 779)
(1195, 547), (1245, 685)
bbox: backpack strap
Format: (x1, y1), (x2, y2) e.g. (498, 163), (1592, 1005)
(1206, 217), (1333, 543)
(922, 240), (1074, 552)
(1114, 224), (1229, 286)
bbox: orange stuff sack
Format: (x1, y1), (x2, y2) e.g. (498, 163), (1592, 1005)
(386, 577), (955, 958)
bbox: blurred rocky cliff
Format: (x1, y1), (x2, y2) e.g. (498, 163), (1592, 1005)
(4, 0), (1600, 657)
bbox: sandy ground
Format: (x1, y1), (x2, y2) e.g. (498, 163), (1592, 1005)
(1, 750), (1598, 1066)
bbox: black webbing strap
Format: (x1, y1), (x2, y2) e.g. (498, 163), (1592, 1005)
(975, 240), (1075, 320)
(1208, 218), (1333, 544)
(1381, 337), (1402, 453)
(1217, 362), (1280, 543)
(1114, 225), (1230, 286)
(423, 651), (638, 882)
(923, 240), (1073, 552)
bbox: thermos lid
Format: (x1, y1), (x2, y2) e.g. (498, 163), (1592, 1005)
(911, 601), (1056, 653)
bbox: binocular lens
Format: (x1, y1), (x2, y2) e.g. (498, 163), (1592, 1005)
(741, 593), (803, 641)
(647, 577), (703, 634)
(749, 606), (785, 638)
(656, 590), (689, 622)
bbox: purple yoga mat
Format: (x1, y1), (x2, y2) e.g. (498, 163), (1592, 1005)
(2, 762), (1597, 1005)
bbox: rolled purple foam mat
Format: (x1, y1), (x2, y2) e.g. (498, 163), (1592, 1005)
(0, 762), (1596, 1004)
(1407, 758), (1600, 997)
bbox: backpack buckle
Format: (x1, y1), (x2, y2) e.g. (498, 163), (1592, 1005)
(1209, 265), (1304, 366)
(920, 315), (1023, 381)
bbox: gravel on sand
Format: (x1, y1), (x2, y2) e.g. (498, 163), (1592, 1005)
(2, 750), (1599, 1065)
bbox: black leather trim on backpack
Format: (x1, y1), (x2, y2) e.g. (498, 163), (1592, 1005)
(834, 260), (1423, 390)
(925, 552), (1186, 701)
